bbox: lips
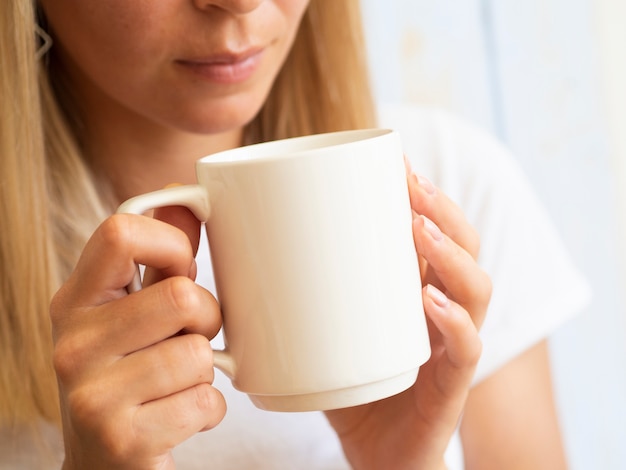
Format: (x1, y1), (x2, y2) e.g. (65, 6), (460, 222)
(176, 48), (264, 84)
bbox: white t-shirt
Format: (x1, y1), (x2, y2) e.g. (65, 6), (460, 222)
(0, 104), (591, 470)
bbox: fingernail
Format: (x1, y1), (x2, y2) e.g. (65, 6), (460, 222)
(417, 174), (436, 195)
(404, 155), (413, 172)
(421, 215), (443, 241)
(426, 284), (449, 308)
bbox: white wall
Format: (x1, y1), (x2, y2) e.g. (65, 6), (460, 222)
(594, 0), (626, 283)
(360, 1), (626, 468)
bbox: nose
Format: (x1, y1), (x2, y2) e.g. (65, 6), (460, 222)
(193, 0), (264, 15)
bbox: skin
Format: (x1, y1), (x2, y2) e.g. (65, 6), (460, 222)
(461, 340), (568, 470)
(325, 169), (489, 469)
(41, 0), (309, 200)
(43, 1), (567, 469)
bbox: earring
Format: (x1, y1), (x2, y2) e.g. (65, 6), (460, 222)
(35, 23), (52, 60)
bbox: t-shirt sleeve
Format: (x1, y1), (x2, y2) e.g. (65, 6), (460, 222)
(378, 103), (592, 384)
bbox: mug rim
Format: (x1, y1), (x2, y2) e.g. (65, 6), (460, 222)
(198, 128), (395, 165)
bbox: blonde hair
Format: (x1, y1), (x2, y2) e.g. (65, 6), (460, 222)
(0, 0), (375, 429)
(248, 1), (376, 142)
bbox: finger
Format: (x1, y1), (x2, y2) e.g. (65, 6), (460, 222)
(144, 205), (202, 287)
(102, 277), (221, 355)
(423, 284), (482, 372)
(53, 277), (222, 379)
(78, 383), (226, 463)
(152, 205), (201, 255)
(406, 170), (480, 259)
(64, 214), (196, 307)
(413, 215), (491, 328)
(133, 383), (226, 453)
(410, 284), (482, 434)
(114, 334), (215, 405)
(412, 210), (430, 281)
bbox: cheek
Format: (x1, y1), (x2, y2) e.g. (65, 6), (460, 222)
(43, 1), (310, 135)
(281, 0), (311, 19)
(47, 2), (166, 83)
(280, 0), (310, 38)
(258, 0), (309, 75)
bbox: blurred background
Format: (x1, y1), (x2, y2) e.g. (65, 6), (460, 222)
(359, 0), (626, 468)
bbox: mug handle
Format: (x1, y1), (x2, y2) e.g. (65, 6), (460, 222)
(116, 184), (237, 378)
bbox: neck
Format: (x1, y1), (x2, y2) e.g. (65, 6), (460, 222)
(62, 61), (245, 204)
(86, 118), (242, 205)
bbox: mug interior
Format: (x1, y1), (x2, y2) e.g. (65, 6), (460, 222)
(200, 128), (393, 164)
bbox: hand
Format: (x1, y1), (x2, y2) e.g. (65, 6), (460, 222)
(325, 163), (491, 469)
(50, 207), (226, 470)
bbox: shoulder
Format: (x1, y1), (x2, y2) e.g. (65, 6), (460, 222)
(376, 102), (524, 204)
(376, 101), (510, 161)
(377, 102), (531, 236)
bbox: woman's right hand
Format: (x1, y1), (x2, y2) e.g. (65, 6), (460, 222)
(50, 208), (225, 470)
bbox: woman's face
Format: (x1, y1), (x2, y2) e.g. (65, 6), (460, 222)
(40, 0), (309, 135)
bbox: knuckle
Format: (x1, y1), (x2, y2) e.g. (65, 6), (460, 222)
(465, 271), (491, 331)
(49, 282), (80, 331)
(67, 385), (102, 424)
(478, 270), (493, 306)
(465, 227), (481, 259)
(193, 383), (226, 430)
(66, 385), (118, 444)
(52, 336), (84, 382)
(193, 382), (215, 412)
(96, 214), (135, 254)
(467, 335), (483, 366)
(69, 387), (134, 461)
(164, 276), (202, 314)
(183, 334), (213, 370)
(454, 313), (483, 368)
(99, 422), (134, 462)
(48, 289), (66, 325)
(171, 384), (221, 436)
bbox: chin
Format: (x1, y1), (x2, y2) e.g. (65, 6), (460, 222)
(170, 97), (264, 136)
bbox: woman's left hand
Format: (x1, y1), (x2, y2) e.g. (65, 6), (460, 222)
(325, 162), (492, 469)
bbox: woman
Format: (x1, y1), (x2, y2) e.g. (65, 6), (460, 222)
(0, 0), (589, 468)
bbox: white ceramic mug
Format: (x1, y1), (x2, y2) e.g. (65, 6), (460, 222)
(118, 128), (430, 412)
